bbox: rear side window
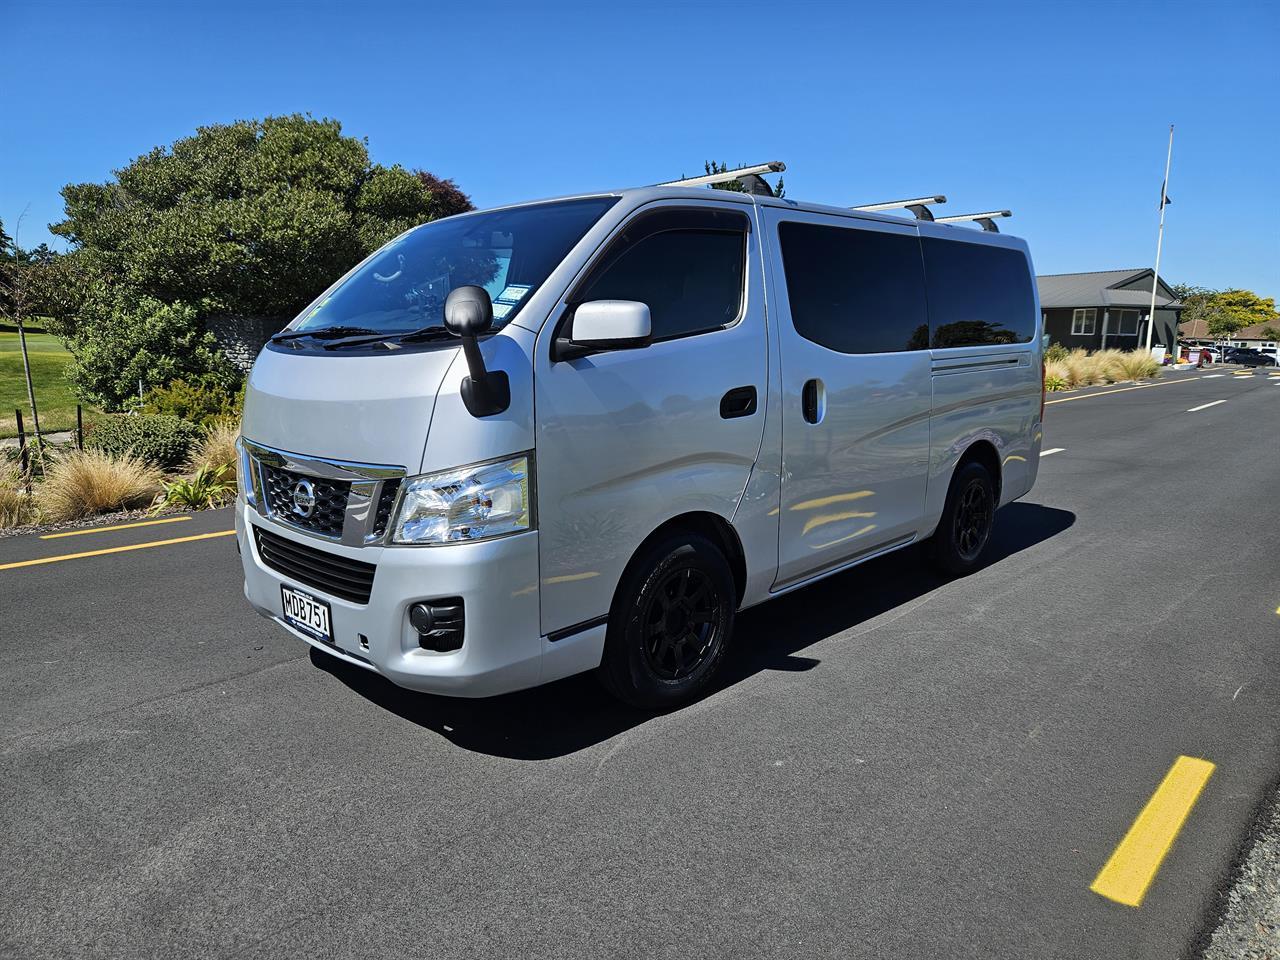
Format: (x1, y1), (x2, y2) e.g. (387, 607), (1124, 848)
(921, 238), (1036, 348)
(777, 222), (929, 353)
(573, 207), (748, 341)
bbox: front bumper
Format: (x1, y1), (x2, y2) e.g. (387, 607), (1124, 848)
(236, 504), (603, 697)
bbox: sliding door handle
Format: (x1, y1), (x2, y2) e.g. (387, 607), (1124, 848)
(802, 379), (824, 424)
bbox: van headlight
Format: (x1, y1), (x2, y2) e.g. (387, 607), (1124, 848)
(391, 455), (531, 545)
(236, 437), (257, 507)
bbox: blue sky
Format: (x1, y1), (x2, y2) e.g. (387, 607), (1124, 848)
(3, 0), (1278, 297)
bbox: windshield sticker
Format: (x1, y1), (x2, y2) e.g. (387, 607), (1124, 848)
(496, 284), (531, 305)
(491, 302), (514, 320)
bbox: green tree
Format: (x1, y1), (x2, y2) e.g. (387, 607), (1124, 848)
(1181, 288), (1280, 341)
(45, 115), (472, 408)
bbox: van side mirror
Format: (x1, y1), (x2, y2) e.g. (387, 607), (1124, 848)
(553, 300), (653, 362)
(444, 285), (510, 417)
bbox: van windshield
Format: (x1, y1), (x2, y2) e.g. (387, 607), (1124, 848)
(290, 197), (618, 339)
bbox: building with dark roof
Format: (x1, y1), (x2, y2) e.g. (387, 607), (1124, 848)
(1036, 269), (1183, 351)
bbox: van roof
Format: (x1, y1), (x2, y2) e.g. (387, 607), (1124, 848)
(463, 185), (1030, 250)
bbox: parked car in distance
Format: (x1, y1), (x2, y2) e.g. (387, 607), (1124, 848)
(1223, 347), (1277, 367)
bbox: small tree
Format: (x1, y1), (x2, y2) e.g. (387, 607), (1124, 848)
(0, 214), (46, 465)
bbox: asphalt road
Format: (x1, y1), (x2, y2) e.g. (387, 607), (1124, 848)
(3, 368), (1278, 959)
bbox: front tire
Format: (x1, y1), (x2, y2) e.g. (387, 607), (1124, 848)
(599, 533), (736, 709)
(929, 461), (997, 576)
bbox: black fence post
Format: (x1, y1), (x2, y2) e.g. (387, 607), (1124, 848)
(15, 408), (30, 492)
(77, 404), (84, 450)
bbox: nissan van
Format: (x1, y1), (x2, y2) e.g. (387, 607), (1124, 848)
(236, 169), (1043, 707)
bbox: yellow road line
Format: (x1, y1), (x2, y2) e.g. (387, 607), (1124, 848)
(0, 530), (236, 572)
(1090, 755), (1215, 908)
(40, 515), (192, 539)
(1046, 378), (1199, 405)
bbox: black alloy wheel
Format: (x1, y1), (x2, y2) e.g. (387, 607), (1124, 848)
(600, 533), (735, 709)
(953, 476), (993, 563)
(928, 461), (997, 576)
(640, 567), (719, 681)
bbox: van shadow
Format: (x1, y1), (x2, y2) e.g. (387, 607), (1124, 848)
(312, 501), (1075, 761)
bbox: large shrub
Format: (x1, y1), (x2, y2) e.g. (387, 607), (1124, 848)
(86, 414), (201, 469)
(142, 377), (242, 426)
(43, 115), (473, 409)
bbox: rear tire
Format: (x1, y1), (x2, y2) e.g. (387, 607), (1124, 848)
(928, 461), (997, 577)
(599, 533), (736, 710)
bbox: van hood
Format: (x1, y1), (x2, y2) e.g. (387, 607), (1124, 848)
(241, 345), (461, 472)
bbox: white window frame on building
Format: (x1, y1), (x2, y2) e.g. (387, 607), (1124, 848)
(1071, 308), (1097, 336)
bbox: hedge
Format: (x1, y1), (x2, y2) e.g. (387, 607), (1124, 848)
(86, 414), (201, 469)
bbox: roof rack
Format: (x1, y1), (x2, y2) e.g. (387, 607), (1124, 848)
(661, 161), (786, 196)
(935, 210), (1012, 233)
(850, 196), (946, 221)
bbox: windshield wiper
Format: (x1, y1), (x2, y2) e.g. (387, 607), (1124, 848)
(398, 325), (455, 343)
(320, 325), (457, 350)
(270, 325), (383, 343)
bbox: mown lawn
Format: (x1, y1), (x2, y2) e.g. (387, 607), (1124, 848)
(0, 330), (100, 439)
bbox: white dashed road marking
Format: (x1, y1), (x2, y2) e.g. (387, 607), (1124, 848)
(1187, 400), (1228, 412)
(1040, 448), (1065, 457)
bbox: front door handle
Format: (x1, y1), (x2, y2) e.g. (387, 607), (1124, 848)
(719, 385), (758, 419)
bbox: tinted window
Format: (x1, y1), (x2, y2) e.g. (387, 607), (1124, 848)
(574, 208), (747, 340)
(777, 222), (929, 354)
(921, 238), (1036, 348)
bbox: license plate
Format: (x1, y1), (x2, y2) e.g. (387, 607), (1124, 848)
(281, 585), (332, 642)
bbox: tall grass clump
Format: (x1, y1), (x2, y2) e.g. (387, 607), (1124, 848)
(188, 418), (240, 481)
(36, 449), (163, 522)
(1044, 361), (1071, 391)
(1, 468), (37, 529)
(1062, 348), (1102, 386)
(1114, 350), (1159, 381)
(1047, 347), (1158, 390)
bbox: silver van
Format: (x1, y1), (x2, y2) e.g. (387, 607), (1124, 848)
(236, 165), (1043, 707)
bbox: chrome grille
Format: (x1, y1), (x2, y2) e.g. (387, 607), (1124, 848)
(242, 439), (406, 546)
(370, 479), (401, 539)
(261, 464), (350, 538)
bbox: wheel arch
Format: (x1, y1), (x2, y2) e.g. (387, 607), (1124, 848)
(619, 511), (748, 609)
(955, 438), (1002, 504)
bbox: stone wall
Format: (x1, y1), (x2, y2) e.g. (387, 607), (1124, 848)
(206, 315), (289, 371)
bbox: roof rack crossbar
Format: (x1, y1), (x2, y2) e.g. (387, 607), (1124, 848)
(935, 210), (1012, 233)
(660, 161), (786, 189)
(850, 195), (947, 221)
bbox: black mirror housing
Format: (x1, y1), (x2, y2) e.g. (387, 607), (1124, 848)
(444, 286), (509, 417)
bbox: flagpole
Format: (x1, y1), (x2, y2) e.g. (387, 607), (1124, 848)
(1145, 124), (1174, 355)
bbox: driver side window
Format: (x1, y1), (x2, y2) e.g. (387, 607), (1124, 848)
(574, 207), (748, 341)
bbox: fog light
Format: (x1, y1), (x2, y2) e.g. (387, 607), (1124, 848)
(408, 603), (435, 633)
(408, 598), (465, 652)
